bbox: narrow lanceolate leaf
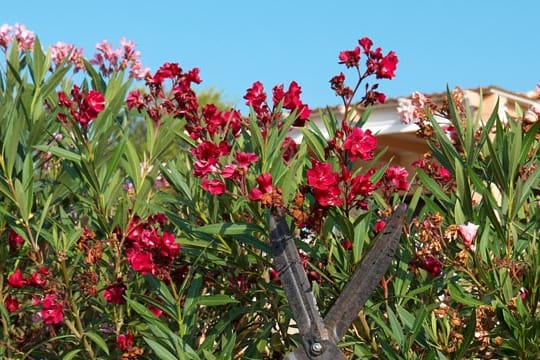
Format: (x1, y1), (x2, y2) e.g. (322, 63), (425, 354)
(324, 204), (407, 342)
(84, 331), (109, 355)
(34, 145), (81, 163)
(195, 222), (264, 236)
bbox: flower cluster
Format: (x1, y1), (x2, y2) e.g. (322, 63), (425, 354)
(126, 62), (203, 126)
(4, 265), (64, 326)
(124, 213), (181, 279)
(0, 23), (35, 52)
(90, 38), (150, 79)
(332, 37), (398, 108)
(57, 85), (106, 127)
(50, 41), (85, 71)
(244, 80), (311, 129)
(33, 294), (65, 325)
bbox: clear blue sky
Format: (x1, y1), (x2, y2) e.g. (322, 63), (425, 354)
(2, 1), (538, 109)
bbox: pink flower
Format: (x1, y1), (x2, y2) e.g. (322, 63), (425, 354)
(4, 295), (20, 312)
(14, 23), (34, 51)
(458, 222), (479, 249)
(8, 268), (25, 287)
(343, 128), (377, 161)
(50, 42), (85, 71)
(0, 24), (13, 50)
(103, 283), (126, 304)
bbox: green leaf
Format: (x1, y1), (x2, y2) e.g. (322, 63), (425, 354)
(194, 294), (239, 306)
(195, 222), (264, 236)
(84, 331), (109, 355)
(301, 126), (326, 161)
(386, 305), (404, 348)
(143, 337), (178, 360)
(447, 281), (484, 307)
(34, 145), (81, 163)
(416, 168), (451, 204)
(62, 349), (82, 360)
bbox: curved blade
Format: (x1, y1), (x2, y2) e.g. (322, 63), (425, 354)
(324, 204), (407, 342)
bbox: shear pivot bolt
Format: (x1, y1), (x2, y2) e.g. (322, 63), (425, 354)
(310, 342), (323, 355)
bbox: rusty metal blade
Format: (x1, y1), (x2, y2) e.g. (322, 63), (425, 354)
(269, 210), (330, 357)
(324, 204), (407, 342)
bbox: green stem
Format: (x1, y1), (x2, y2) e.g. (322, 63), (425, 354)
(60, 260), (96, 360)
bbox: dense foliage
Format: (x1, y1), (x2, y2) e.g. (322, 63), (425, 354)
(0, 24), (538, 359)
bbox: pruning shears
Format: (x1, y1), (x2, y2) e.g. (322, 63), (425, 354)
(269, 204), (407, 359)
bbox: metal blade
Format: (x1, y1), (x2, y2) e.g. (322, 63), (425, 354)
(324, 204), (407, 343)
(269, 209), (330, 358)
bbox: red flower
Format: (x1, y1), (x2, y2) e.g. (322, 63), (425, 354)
(8, 229), (24, 252)
(376, 51), (398, 79)
(39, 294), (64, 324)
(341, 239), (352, 250)
(438, 166), (452, 182)
(350, 173), (375, 198)
(338, 47), (361, 68)
(57, 86), (106, 127)
(307, 160), (340, 190)
(282, 137), (298, 163)
(314, 185), (343, 207)
(160, 231), (180, 259)
(28, 270), (47, 286)
(235, 152), (259, 168)
(103, 283), (126, 304)
(244, 81), (267, 110)
(374, 219), (386, 233)
(249, 173), (273, 201)
(84, 90), (106, 115)
(343, 128), (377, 161)
(272, 81), (311, 125)
(4, 295), (20, 312)
(202, 178), (226, 195)
(383, 165), (410, 192)
(148, 304), (163, 317)
(127, 248), (154, 275)
(358, 37), (373, 54)
(8, 268), (25, 287)
(116, 332), (134, 351)
(126, 90), (145, 111)
(421, 256), (442, 277)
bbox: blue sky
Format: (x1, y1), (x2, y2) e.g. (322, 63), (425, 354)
(2, 1), (538, 109)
